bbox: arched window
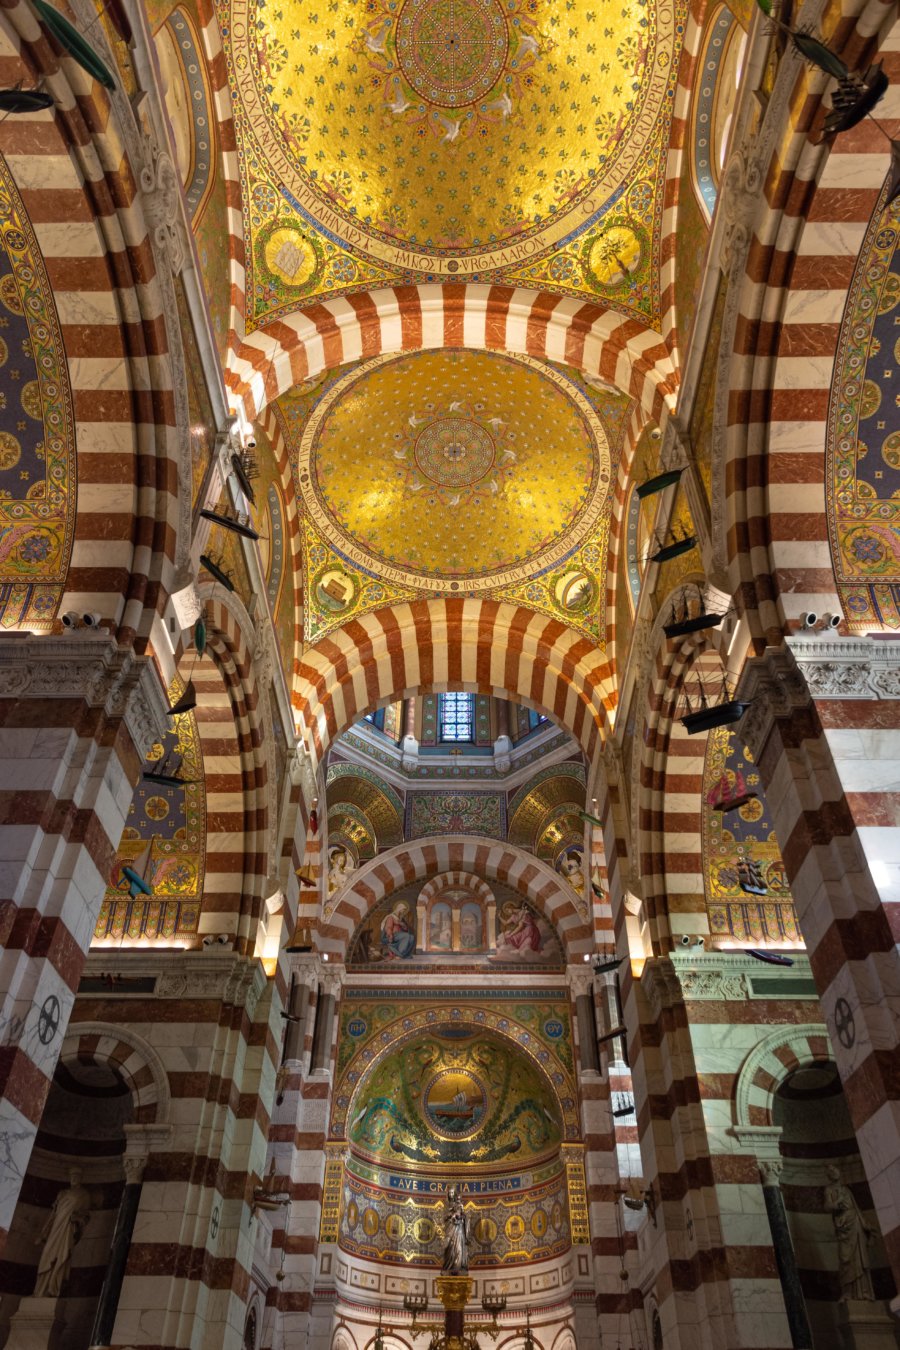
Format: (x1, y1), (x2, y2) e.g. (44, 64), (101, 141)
(439, 692), (474, 743)
(691, 5), (746, 221)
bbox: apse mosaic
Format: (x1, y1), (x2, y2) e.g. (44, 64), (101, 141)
(700, 723), (800, 945)
(220, 0), (683, 319)
(95, 686), (206, 943)
(346, 879), (565, 967)
(346, 1027), (563, 1166)
(278, 350), (631, 644)
(827, 191), (900, 630)
(0, 154), (75, 631)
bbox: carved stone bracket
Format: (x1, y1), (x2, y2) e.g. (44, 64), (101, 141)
(735, 645), (812, 762)
(0, 635), (169, 761)
(640, 958), (682, 1020)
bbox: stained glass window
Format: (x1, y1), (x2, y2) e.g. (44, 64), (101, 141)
(439, 693), (474, 743)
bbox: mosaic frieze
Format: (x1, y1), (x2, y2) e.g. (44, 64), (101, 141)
(0, 154), (75, 631)
(338, 1163), (571, 1267)
(701, 724), (800, 946)
(827, 192), (900, 630)
(404, 789), (506, 842)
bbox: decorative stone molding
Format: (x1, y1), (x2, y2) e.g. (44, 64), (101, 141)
(677, 966), (748, 1002)
(720, 141), (765, 278)
(0, 635), (169, 761)
(83, 950), (267, 1013)
(139, 136), (186, 275)
(786, 636), (900, 701)
(640, 958), (682, 1020)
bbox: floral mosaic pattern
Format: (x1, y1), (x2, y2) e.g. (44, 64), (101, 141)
(0, 156), (75, 630)
(701, 724), (800, 946)
(828, 193), (900, 630)
(95, 684), (207, 943)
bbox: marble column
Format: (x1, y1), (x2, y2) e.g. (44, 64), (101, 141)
(89, 1152), (147, 1347)
(757, 1158), (813, 1350)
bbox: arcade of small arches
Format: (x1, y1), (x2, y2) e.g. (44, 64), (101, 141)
(0, 0), (898, 1347)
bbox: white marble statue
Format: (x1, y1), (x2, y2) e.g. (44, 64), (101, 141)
(34, 1169), (91, 1298)
(825, 1164), (874, 1301)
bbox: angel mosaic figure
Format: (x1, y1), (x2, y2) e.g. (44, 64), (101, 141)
(441, 1185), (469, 1274)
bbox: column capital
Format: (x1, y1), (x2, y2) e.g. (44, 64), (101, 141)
(0, 634), (169, 761)
(567, 966), (595, 998)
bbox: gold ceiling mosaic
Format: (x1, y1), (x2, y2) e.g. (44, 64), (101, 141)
(220, 0), (684, 324)
(275, 349), (632, 642)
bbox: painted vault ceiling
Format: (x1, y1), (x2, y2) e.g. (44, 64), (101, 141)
(221, 0), (684, 324)
(274, 348), (632, 643)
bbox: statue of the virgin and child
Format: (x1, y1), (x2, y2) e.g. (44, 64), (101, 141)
(442, 1185), (469, 1274)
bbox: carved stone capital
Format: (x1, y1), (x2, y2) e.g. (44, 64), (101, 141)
(567, 966), (595, 999)
(734, 646), (812, 762)
(0, 635), (169, 761)
(758, 1158), (784, 1187)
(640, 958), (682, 1020)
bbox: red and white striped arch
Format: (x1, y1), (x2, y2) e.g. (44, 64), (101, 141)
(293, 598), (616, 770)
(59, 1020), (170, 1126)
(720, 0), (899, 642)
(0, 0), (189, 644)
(226, 286), (678, 426)
(417, 871), (494, 908)
(321, 837), (592, 960)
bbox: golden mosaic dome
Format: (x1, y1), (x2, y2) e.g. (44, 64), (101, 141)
(228, 0), (676, 271)
(294, 349), (612, 588)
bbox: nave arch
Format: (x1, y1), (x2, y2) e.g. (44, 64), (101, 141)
(321, 836), (593, 962)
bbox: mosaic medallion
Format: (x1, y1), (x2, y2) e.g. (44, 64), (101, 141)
(396, 0), (509, 107)
(295, 349), (611, 590)
(414, 416), (495, 487)
(423, 1068), (487, 1138)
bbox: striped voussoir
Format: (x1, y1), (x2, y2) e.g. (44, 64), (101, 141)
(176, 588), (272, 951)
(225, 285), (679, 426)
(638, 624), (719, 953)
(736, 1024), (832, 1128)
(417, 871), (494, 909)
(722, 0), (898, 642)
(58, 1020), (170, 1126)
(0, 0), (184, 645)
(292, 598), (616, 773)
(321, 837), (593, 961)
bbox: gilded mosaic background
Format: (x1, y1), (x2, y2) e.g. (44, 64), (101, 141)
(220, 0), (684, 319)
(828, 192), (900, 631)
(701, 724), (799, 945)
(0, 154), (75, 631)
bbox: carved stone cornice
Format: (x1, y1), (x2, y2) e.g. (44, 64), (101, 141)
(676, 964), (748, 1002)
(83, 950), (267, 1014)
(786, 636), (900, 701)
(0, 635), (169, 761)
